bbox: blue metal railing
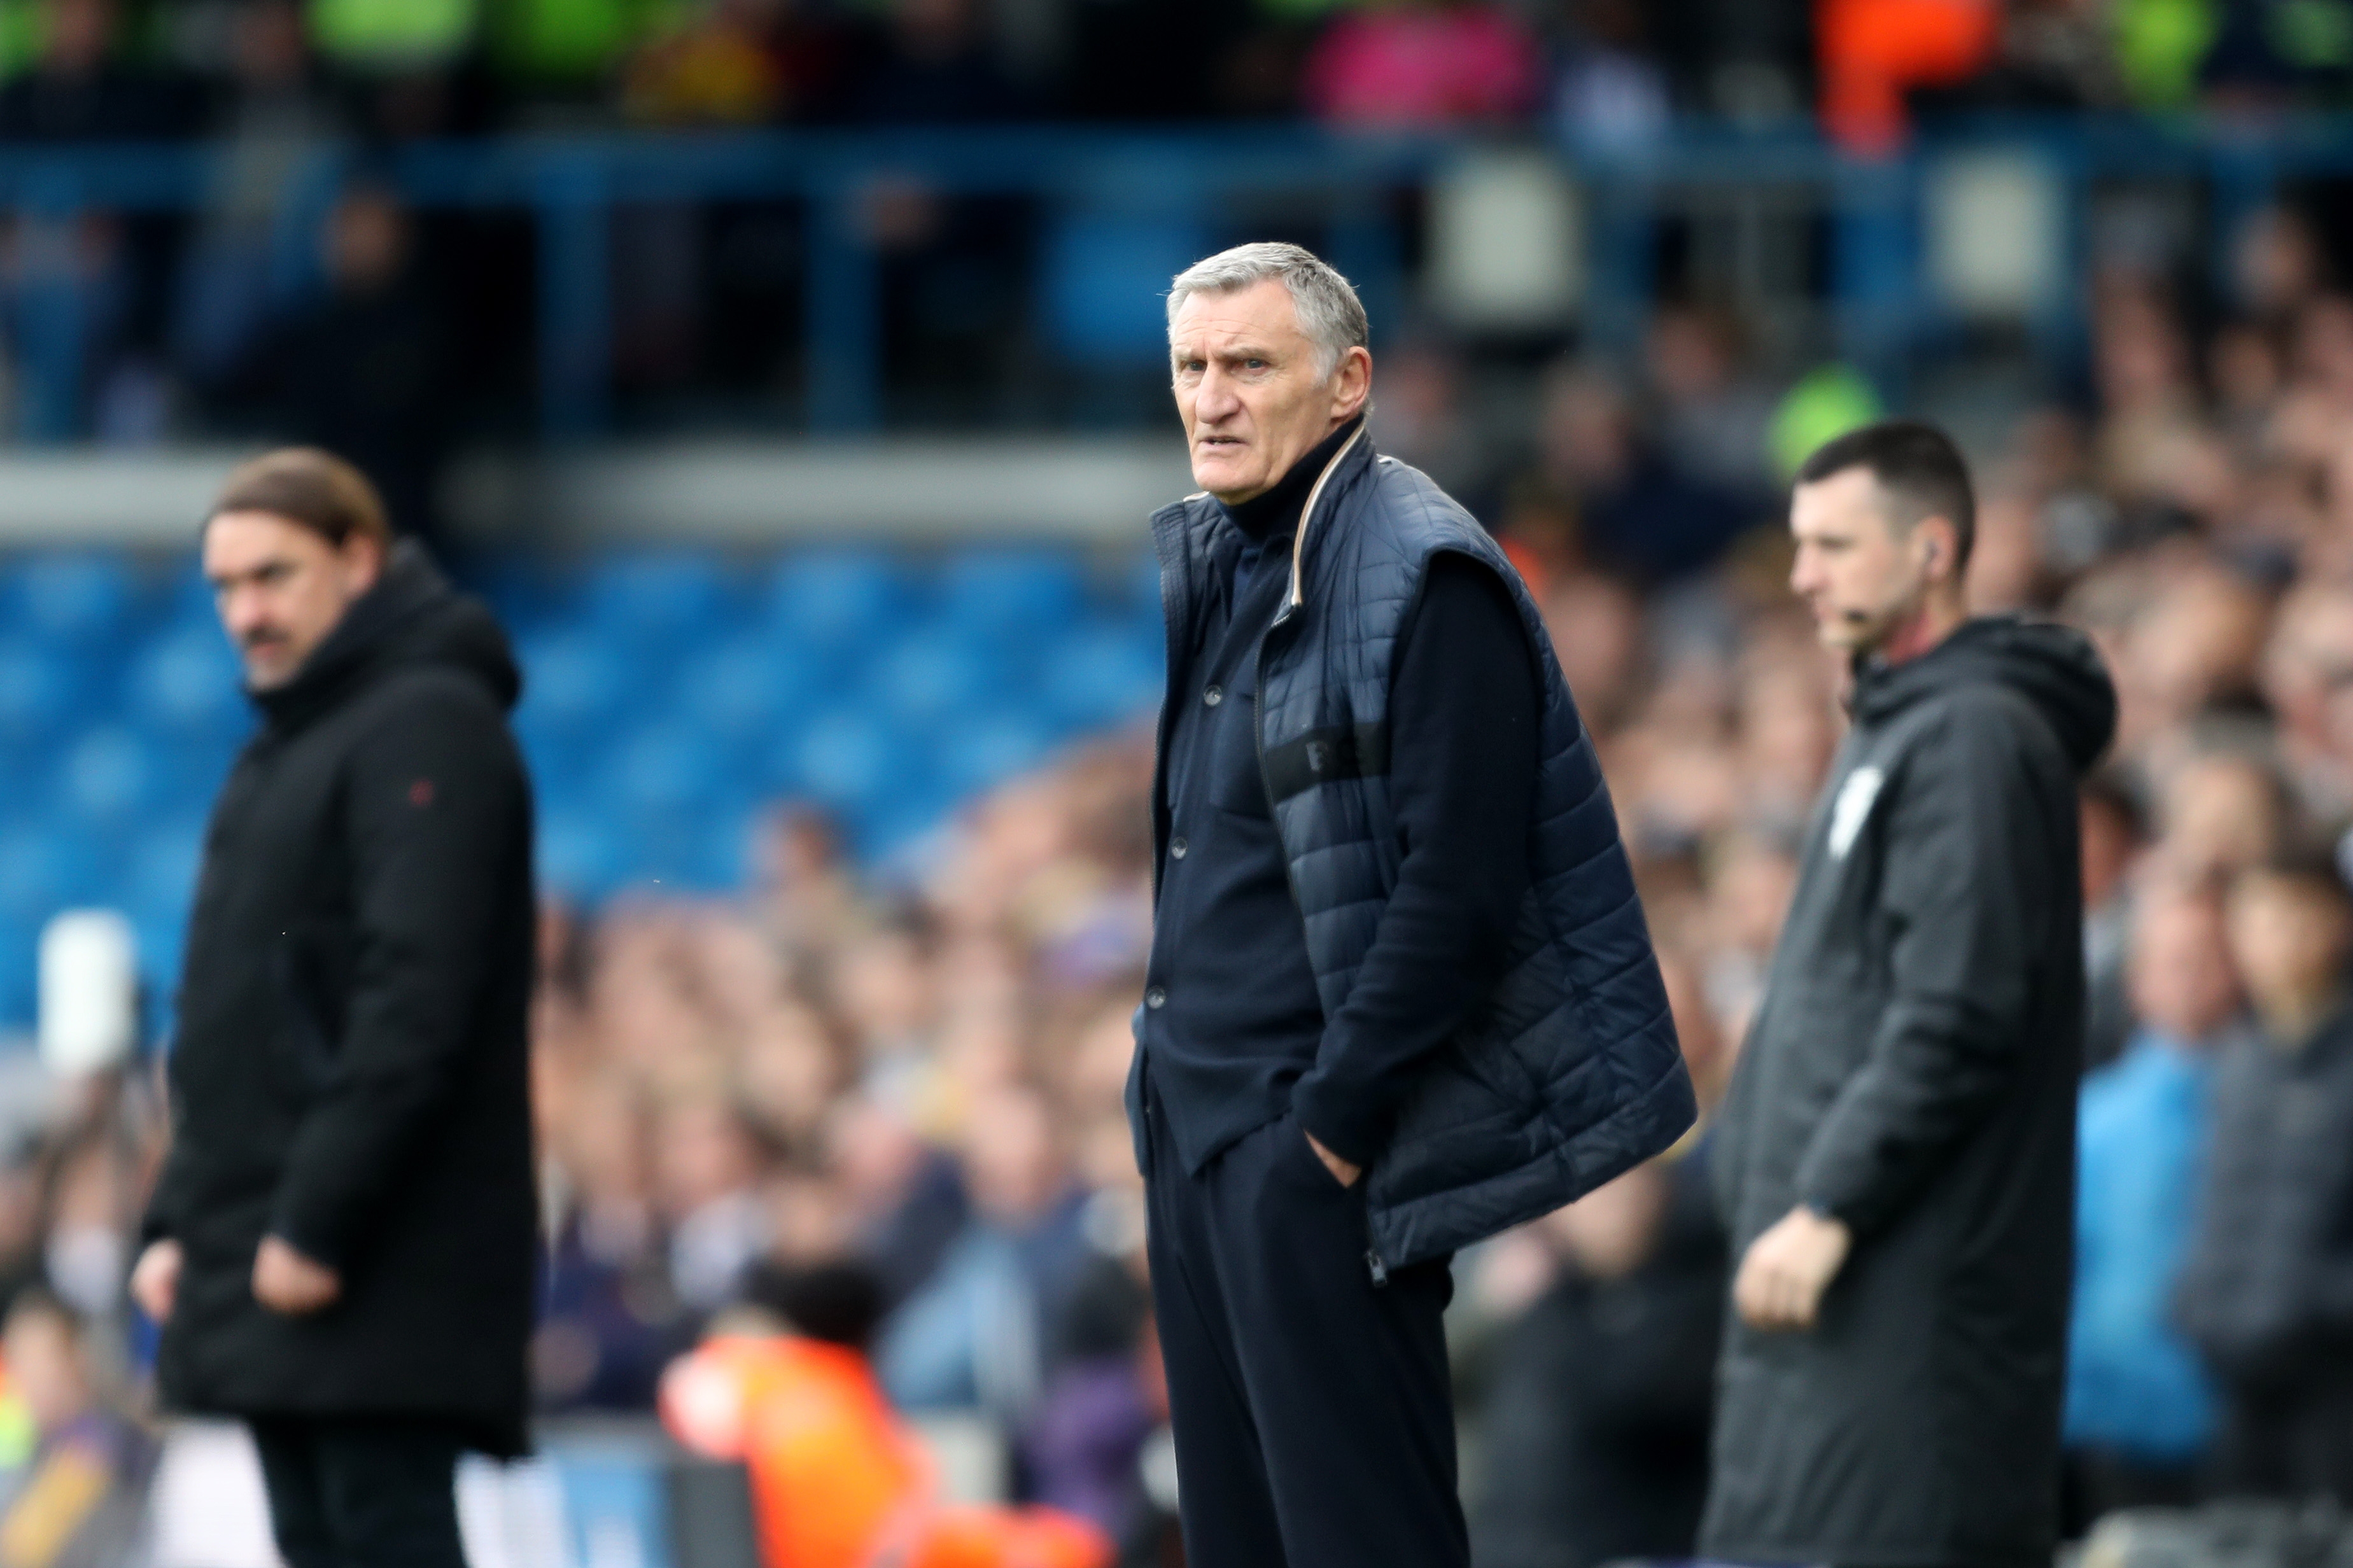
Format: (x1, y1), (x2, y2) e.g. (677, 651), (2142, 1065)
(4, 115), (2353, 444)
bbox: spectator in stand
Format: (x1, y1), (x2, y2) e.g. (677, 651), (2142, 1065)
(2065, 881), (2244, 1527)
(2079, 773), (2151, 1073)
(621, 0), (866, 125)
(877, 1081), (1090, 1424)
(1534, 360), (1753, 584)
(1300, 0), (1540, 126)
(1549, 0), (1669, 149)
(221, 181), (454, 552)
(0, 1289), (153, 1568)
(2177, 858), (2353, 1504)
(852, 0), (1023, 122)
(1470, 952), (1727, 1568)
(0, 0), (202, 141)
(180, 0), (341, 393)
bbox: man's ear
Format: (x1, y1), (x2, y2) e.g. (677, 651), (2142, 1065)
(1918, 516), (1959, 584)
(342, 535), (388, 594)
(1331, 344), (1373, 422)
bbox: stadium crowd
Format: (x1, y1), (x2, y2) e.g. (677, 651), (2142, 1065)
(0, 206), (2350, 1568)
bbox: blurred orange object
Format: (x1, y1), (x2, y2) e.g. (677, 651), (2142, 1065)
(904, 1506), (1114, 1568)
(1817, 0), (2002, 153)
(664, 1335), (927, 1568)
(661, 1336), (1113, 1568)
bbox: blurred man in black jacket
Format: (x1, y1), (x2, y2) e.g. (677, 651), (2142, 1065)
(132, 449), (536, 1568)
(2177, 858), (2353, 1502)
(1704, 422), (2117, 1568)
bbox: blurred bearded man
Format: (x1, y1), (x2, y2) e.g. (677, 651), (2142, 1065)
(1703, 421), (2118, 1568)
(1127, 241), (1694, 1566)
(132, 449), (536, 1568)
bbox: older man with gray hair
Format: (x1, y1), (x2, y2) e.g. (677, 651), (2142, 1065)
(1126, 242), (1692, 1564)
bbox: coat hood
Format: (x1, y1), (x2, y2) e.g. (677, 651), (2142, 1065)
(254, 540), (522, 729)
(1851, 613), (2116, 774)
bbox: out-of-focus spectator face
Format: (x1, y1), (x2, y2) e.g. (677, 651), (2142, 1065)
(1169, 279), (1369, 506)
(1787, 468), (1944, 654)
(2227, 869), (2353, 1018)
(836, 929), (937, 1051)
(202, 511), (384, 690)
(1737, 661), (1835, 815)
(44, 0), (114, 76)
(234, 0), (307, 88)
(1966, 493), (2046, 613)
(654, 1099), (762, 1219)
(2120, 568), (2268, 727)
(962, 1083), (1067, 1226)
(327, 186), (410, 297)
(2236, 207), (2322, 320)
(1544, 573), (1641, 727)
(2079, 786), (2142, 912)
(1538, 367), (1634, 491)
(1659, 948), (1727, 1107)
(1647, 307), (1736, 406)
(3, 1301), (87, 1436)
(1708, 834), (1797, 959)
(2210, 323), (2283, 417)
(2159, 753), (2284, 879)
(2127, 886), (2240, 1043)
(2294, 294), (2353, 400)
(2095, 288), (2188, 413)
(2262, 584), (2353, 757)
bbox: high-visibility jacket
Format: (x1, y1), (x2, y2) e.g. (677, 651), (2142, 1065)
(661, 1338), (1114, 1568)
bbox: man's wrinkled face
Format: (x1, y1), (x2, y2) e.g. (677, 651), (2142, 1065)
(202, 510), (382, 690)
(1788, 468), (1937, 655)
(1170, 278), (1369, 505)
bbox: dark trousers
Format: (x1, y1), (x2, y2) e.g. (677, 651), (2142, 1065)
(1141, 1073), (1469, 1568)
(250, 1416), (468, 1568)
(2217, 1366), (2353, 1503)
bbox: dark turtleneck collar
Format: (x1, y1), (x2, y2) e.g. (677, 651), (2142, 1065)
(1218, 415), (1365, 545)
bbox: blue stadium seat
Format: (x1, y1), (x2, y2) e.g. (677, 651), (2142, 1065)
(761, 550), (914, 656)
(0, 641), (82, 745)
(515, 632), (633, 741)
(934, 549), (1088, 643)
(1125, 549), (1165, 620)
(598, 725), (726, 819)
(125, 625), (248, 738)
(1039, 621), (1164, 728)
(781, 708), (908, 808)
(673, 636), (823, 747)
(0, 827), (104, 925)
(578, 552), (735, 647)
(8, 553), (135, 650)
(934, 711), (1059, 799)
(863, 629), (1005, 725)
(537, 809), (623, 901)
(123, 818), (207, 927)
(53, 728), (157, 826)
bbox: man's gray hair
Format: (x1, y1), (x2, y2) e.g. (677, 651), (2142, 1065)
(1166, 242), (1370, 376)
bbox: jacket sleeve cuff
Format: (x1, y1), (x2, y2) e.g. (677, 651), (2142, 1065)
(1290, 1074), (1393, 1171)
(267, 1190), (351, 1273)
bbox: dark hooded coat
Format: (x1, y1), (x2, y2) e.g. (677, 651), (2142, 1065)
(144, 544), (537, 1457)
(1702, 615), (2117, 1568)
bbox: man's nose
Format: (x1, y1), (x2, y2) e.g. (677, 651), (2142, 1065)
(1194, 367), (1240, 421)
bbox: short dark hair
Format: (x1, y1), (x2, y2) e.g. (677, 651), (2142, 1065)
(1795, 419), (1976, 569)
(207, 447), (393, 549)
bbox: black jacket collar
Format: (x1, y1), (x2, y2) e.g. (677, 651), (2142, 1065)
(250, 541), (479, 732)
